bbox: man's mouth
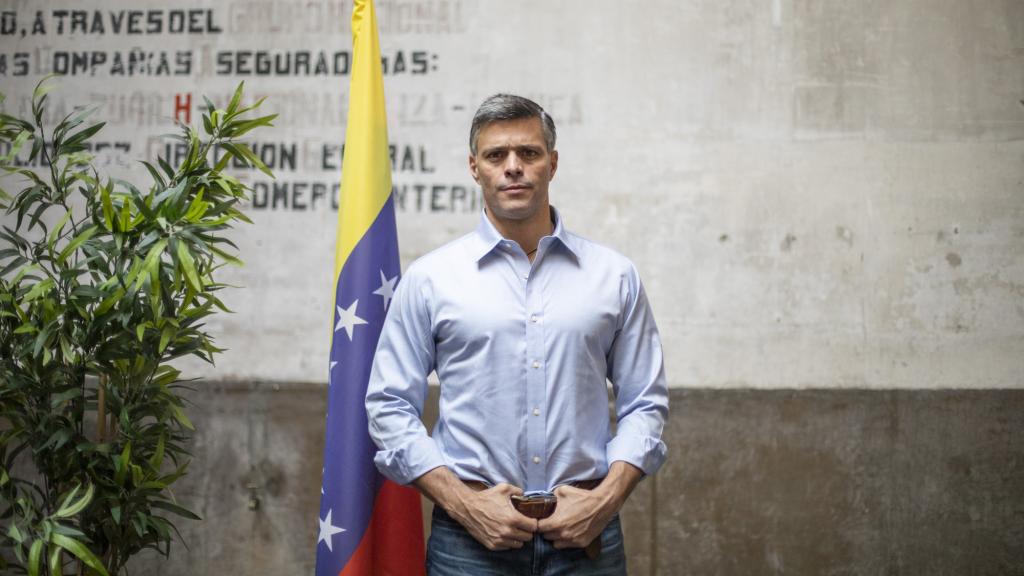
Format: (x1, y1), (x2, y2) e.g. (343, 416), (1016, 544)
(500, 184), (532, 192)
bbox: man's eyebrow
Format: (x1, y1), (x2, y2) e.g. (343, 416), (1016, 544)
(481, 144), (544, 153)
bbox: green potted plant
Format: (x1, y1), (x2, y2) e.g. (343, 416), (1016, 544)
(0, 78), (275, 575)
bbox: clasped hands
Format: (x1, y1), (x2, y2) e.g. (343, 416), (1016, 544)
(450, 482), (615, 551)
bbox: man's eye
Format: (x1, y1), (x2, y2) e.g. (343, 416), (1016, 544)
(486, 152), (504, 161)
(521, 150), (539, 159)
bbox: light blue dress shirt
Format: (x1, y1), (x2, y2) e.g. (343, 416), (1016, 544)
(365, 208), (668, 492)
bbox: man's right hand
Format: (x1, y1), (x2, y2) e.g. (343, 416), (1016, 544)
(414, 468), (537, 551)
(448, 482), (537, 550)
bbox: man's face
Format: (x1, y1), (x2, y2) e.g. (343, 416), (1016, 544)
(470, 117), (558, 223)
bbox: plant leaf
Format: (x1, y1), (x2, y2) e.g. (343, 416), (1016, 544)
(28, 538), (43, 576)
(159, 324), (174, 353)
(141, 160), (166, 188)
(23, 277), (55, 302)
(57, 225), (98, 264)
(54, 483), (94, 518)
(221, 142), (273, 178)
(50, 387), (83, 408)
(114, 442), (131, 487)
(227, 81), (244, 115)
(119, 192), (132, 231)
(47, 541), (60, 576)
(7, 523), (24, 544)
(151, 500), (201, 521)
(62, 122), (105, 150)
(101, 183), (114, 231)
(95, 286), (125, 316)
(50, 533), (110, 576)
(170, 404), (195, 431)
(150, 433), (166, 469)
(1, 129), (31, 163)
(46, 209), (73, 249)
(175, 239), (201, 290)
(32, 74), (59, 104)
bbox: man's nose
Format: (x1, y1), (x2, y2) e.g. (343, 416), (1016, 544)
(503, 152), (523, 177)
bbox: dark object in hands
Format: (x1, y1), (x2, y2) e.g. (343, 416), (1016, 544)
(509, 493), (601, 560)
(510, 493), (557, 519)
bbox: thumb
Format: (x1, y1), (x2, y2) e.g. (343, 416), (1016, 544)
(492, 482), (523, 497)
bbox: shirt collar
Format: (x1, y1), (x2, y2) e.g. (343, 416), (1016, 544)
(471, 206), (579, 262)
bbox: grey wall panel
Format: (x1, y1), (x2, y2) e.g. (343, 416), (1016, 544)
(127, 385), (1024, 575)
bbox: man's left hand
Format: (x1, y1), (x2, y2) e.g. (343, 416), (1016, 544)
(537, 462), (645, 549)
(537, 484), (615, 549)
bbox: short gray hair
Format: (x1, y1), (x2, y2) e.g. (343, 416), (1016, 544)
(469, 94), (557, 155)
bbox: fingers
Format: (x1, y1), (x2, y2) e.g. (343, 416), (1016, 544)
(551, 484), (570, 497)
(538, 504), (598, 547)
(508, 513), (539, 534)
(537, 511), (569, 533)
(552, 484), (586, 498)
(539, 523), (590, 549)
(483, 483), (535, 532)
(461, 483), (540, 551)
(508, 526), (535, 543)
(491, 482), (523, 497)
(539, 524), (564, 541)
(480, 523), (535, 551)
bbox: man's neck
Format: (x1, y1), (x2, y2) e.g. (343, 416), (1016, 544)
(486, 206), (553, 258)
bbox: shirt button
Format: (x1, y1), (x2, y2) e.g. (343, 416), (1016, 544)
(533, 408), (540, 416)
(532, 456), (541, 464)
(530, 315), (538, 323)
(532, 361), (541, 369)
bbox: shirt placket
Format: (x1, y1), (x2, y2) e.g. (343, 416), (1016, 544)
(519, 252), (547, 492)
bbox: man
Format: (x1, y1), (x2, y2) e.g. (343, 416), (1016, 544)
(366, 94), (668, 575)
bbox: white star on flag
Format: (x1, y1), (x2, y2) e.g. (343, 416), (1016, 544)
(335, 300), (368, 341)
(318, 509), (346, 551)
(328, 361), (338, 387)
(373, 270), (398, 310)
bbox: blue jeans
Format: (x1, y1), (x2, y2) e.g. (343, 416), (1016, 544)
(426, 507), (628, 576)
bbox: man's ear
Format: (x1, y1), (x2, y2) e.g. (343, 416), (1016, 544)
(549, 150), (558, 179)
(469, 154), (479, 183)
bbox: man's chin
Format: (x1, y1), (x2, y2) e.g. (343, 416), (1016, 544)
(489, 202), (541, 222)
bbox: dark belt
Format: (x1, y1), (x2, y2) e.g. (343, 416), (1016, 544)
(463, 479), (604, 559)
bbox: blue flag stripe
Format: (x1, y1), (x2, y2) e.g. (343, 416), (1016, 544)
(317, 195), (400, 575)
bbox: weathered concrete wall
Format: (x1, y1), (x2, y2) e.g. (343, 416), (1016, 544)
(128, 384), (1024, 575)
(647, 389), (1024, 575)
(3, 0), (1024, 574)
(2, 0), (1021, 388)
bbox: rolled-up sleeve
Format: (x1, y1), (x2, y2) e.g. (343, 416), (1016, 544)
(365, 266), (446, 485)
(605, 265), (669, 476)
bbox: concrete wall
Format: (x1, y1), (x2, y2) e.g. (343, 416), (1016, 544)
(128, 384), (1024, 575)
(3, 0), (1020, 388)
(2, 0), (1023, 573)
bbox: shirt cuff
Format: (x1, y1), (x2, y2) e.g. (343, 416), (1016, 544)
(606, 433), (668, 477)
(373, 435), (447, 485)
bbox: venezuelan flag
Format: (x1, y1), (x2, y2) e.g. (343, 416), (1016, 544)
(315, 1), (425, 574)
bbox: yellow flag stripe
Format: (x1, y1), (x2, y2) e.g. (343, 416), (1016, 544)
(335, 0), (392, 280)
